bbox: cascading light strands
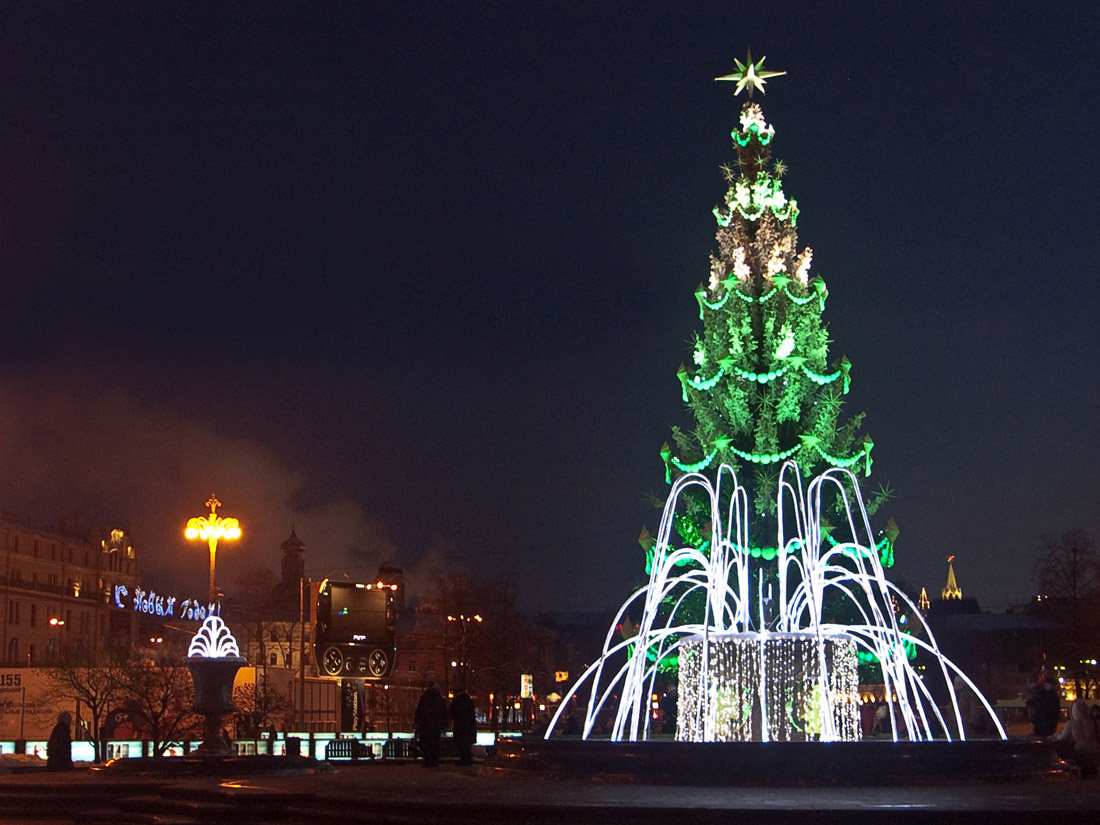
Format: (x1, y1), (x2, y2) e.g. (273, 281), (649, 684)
(677, 633), (859, 742)
(546, 463), (1006, 743)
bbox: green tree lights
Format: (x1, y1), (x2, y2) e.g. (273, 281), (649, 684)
(652, 65), (895, 590)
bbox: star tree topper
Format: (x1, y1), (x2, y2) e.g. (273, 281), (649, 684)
(715, 49), (786, 98)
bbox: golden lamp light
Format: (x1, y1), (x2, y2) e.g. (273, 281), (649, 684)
(185, 494), (241, 606)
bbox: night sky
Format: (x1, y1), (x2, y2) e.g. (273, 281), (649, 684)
(1, 3), (1098, 615)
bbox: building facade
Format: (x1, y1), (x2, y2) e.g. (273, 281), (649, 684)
(0, 521), (142, 664)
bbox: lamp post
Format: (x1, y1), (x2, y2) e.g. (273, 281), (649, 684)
(185, 495), (241, 607)
(446, 613), (482, 691)
(48, 617), (65, 662)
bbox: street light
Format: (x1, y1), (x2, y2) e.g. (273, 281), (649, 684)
(185, 494), (241, 606)
(446, 613), (482, 691)
(48, 618), (65, 662)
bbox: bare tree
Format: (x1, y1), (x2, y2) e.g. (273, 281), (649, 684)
(232, 679), (295, 738)
(116, 660), (201, 756)
(1034, 529), (1100, 697)
(1037, 529), (1100, 609)
(43, 649), (127, 763)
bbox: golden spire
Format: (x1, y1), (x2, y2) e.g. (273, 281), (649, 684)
(942, 555), (962, 600)
(918, 587), (931, 613)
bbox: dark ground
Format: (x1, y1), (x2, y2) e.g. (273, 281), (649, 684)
(0, 756), (1096, 824)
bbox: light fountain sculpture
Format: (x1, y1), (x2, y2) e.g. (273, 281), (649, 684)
(186, 615), (246, 754)
(548, 462), (1005, 743)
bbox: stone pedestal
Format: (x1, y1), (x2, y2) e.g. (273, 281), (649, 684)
(186, 655), (246, 754)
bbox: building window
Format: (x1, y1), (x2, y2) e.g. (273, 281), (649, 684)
(7, 602), (18, 625)
(27, 644), (35, 664)
(29, 604), (37, 628)
(269, 653), (278, 666)
(427, 660), (436, 673)
(409, 660), (418, 672)
(286, 651), (293, 668)
(7, 638), (18, 662)
(51, 544), (57, 561)
(8, 569), (19, 586)
(270, 629), (278, 643)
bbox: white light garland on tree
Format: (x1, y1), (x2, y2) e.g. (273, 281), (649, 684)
(733, 246), (752, 284)
(795, 247), (813, 286)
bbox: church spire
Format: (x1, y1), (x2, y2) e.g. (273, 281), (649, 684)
(918, 586), (931, 614)
(941, 555), (962, 600)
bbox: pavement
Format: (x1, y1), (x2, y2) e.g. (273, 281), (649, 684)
(0, 756), (1097, 824)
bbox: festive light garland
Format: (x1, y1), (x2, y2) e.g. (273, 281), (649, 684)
(678, 358), (845, 396)
(715, 280), (826, 313)
(666, 434), (870, 477)
(732, 120), (774, 147)
(714, 176), (799, 225)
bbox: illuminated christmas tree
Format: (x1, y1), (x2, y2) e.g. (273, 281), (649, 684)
(646, 52), (895, 596)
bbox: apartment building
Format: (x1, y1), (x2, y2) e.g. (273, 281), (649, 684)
(0, 521), (142, 664)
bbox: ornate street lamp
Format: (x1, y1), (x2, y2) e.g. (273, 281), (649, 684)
(185, 494), (241, 606)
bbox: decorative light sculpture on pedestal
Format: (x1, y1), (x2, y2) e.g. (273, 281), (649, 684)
(547, 463), (1006, 743)
(186, 615), (246, 755)
(185, 495), (241, 607)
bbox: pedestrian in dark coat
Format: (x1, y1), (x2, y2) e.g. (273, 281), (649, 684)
(47, 712), (73, 771)
(414, 683), (448, 767)
(449, 690), (477, 765)
(1026, 672), (1060, 736)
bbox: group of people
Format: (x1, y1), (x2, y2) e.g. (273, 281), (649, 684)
(413, 683), (477, 767)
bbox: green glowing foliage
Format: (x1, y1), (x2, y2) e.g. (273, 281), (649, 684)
(658, 97), (894, 568)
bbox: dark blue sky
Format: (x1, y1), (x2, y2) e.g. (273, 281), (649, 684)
(1, 3), (1098, 613)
